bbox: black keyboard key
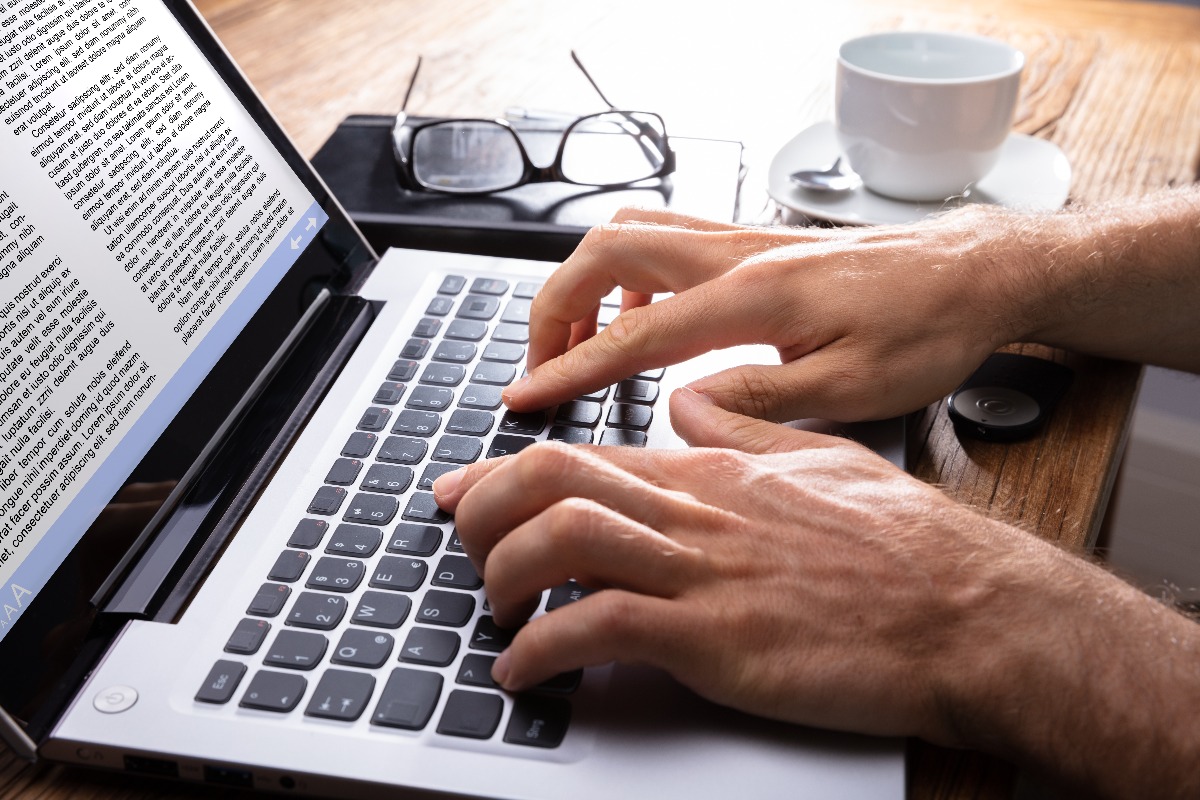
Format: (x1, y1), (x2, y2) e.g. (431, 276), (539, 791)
(305, 557), (365, 593)
(470, 277), (509, 295)
(287, 592), (348, 630)
(287, 519), (328, 549)
(457, 386), (503, 412)
(468, 616), (515, 653)
(498, 410), (546, 436)
(406, 386), (455, 412)
(445, 319), (488, 341)
(426, 296), (454, 316)
(504, 695), (571, 748)
(606, 403), (653, 430)
(225, 619), (271, 655)
(325, 523), (384, 557)
(420, 363), (466, 386)
(360, 463), (415, 495)
(248, 583), (291, 617)
(513, 280), (541, 299)
(268, 551), (310, 583)
(357, 406), (392, 432)
(418, 462), (460, 492)
(456, 653), (499, 688)
(240, 671), (307, 712)
(341, 431), (378, 458)
(387, 524), (442, 556)
(456, 295), (500, 321)
(402, 492), (451, 524)
(553, 400), (602, 428)
(413, 317), (442, 339)
(417, 590), (475, 627)
(352, 591), (412, 628)
(492, 323), (529, 343)
(470, 362), (516, 386)
(486, 434), (538, 458)
(433, 341), (477, 364)
(616, 379), (660, 405)
(263, 630), (328, 671)
(599, 428), (648, 447)
(305, 669), (376, 722)
(400, 627), (461, 666)
(372, 668), (443, 730)
(370, 556), (428, 592)
(306, 485), (347, 516)
(331, 630), (395, 669)
(580, 386), (610, 402)
(324, 458), (363, 486)
(535, 669), (584, 695)
(432, 435), (482, 464)
(447, 407), (496, 435)
(446, 529), (464, 553)
(372, 382), (407, 405)
(482, 342), (525, 363)
(387, 359), (419, 382)
(548, 425), (594, 444)
(632, 367), (666, 381)
(437, 690), (503, 739)
(438, 274), (467, 295)
(196, 660), (246, 705)
(546, 581), (598, 611)
(400, 338), (431, 360)
(434, 555), (483, 591)
(392, 409), (442, 437)
(500, 298), (532, 325)
(344, 492), (400, 525)
(378, 435), (427, 464)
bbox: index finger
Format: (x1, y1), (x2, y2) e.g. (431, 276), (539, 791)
(505, 274), (778, 412)
(529, 218), (804, 370)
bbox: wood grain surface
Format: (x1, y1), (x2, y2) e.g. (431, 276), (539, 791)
(4, 0), (1199, 798)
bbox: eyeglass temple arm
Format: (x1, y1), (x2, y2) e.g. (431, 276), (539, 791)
(399, 55), (423, 114)
(570, 50), (673, 171)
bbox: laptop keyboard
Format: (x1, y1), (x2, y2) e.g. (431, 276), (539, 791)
(195, 273), (663, 751)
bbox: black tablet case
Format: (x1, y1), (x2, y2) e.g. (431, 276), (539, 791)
(310, 114), (745, 262)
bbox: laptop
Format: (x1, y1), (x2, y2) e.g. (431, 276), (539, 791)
(0, 1), (905, 797)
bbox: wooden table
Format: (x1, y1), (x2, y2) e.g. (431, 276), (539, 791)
(4, 0), (1199, 798)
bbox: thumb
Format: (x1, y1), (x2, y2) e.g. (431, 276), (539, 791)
(668, 387), (833, 454)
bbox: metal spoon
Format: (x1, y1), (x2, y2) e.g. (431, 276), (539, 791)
(788, 156), (861, 192)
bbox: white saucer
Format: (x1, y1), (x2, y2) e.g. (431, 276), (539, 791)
(767, 121), (1072, 226)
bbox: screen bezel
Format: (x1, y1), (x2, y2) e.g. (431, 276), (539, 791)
(0, 0), (378, 742)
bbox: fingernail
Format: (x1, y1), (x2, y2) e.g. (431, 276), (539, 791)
(432, 467), (465, 500)
(492, 649), (511, 686)
(501, 374), (532, 404)
(679, 385), (716, 405)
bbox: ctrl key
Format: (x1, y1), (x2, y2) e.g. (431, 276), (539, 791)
(195, 660), (247, 705)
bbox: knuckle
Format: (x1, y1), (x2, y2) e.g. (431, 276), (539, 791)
(601, 304), (651, 356)
(513, 440), (580, 485)
(717, 369), (785, 419)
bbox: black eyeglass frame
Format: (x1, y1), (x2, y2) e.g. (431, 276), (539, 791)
(391, 111), (676, 196)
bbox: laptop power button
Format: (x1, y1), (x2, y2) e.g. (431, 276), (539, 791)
(93, 685), (139, 714)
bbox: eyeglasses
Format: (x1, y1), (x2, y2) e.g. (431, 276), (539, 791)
(391, 52), (676, 195)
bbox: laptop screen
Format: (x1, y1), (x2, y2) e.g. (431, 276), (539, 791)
(1, 0), (374, 726)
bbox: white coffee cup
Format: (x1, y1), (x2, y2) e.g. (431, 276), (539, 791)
(834, 31), (1024, 202)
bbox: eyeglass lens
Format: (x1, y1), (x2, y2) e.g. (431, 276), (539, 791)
(411, 112), (667, 193)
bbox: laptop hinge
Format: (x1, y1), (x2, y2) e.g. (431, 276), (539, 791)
(97, 293), (378, 621)
(0, 705), (38, 762)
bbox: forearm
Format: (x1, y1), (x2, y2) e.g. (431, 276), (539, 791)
(986, 186), (1200, 371)
(940, 527), (1200, 798)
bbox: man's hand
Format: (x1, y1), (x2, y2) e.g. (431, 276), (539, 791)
(503, 206), (1023, 422)
(437, 387), (1046, 742)
(436, 390), (1200, 797)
